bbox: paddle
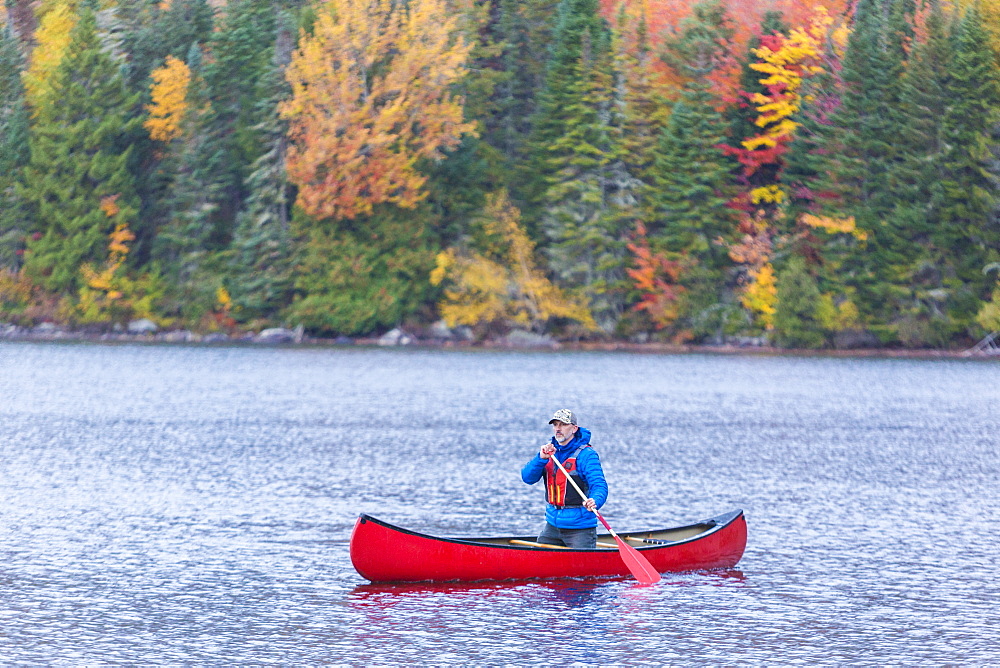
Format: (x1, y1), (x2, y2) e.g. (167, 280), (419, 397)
(547, 454), (661, 585)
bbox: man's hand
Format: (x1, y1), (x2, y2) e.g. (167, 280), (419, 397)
(540, 443), (555, 459)
(583, 498), (597, 512)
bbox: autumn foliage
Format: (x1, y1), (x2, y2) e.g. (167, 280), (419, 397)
(22, 0), (75, 113)
(145, 55), (191, 142)
(431, 191), (597, 334)
(626, 222), (685, 329)
(280, 0), (477, 220)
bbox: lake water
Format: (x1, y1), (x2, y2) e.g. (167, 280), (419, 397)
(0, 341), (998, 663)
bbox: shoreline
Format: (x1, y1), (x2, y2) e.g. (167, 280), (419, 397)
(1, 324), (995, 359)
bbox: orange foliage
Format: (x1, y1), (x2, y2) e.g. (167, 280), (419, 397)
(281, 0), (477, 221)
(627, 222), (685, 329)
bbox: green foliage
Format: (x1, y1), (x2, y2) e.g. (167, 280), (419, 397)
(521, 0), (611, 231)
(18, 5), (144, 295)
(148, 43), (233, 322)
(976, 268), (1000, 332)
(118, 0), (216, 87)
(228, 35), (296, 324)
(3, 0), (1000, 346)
(488, 0), (559, 194)
(773, 256), (825, 348)
(202, 0), (281, 226)
(286, 207), (439, 336)
(652, 82), (734, 266)
(936, 4), (1000, 285)
(0, 23), (30, 271)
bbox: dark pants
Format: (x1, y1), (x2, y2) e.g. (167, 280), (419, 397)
(537, 522), (597, 549)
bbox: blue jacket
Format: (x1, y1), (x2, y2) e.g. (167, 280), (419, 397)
(521, 427), (609, 529)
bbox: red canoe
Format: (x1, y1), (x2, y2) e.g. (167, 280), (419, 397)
(350, 509), (747, 583)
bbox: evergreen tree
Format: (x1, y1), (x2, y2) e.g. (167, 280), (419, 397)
(820, 0), (913, 331)
(650, 0), (742, 341)
(0, 23), (30, 271)
(490, 0), (559, 193)
(202, 0), (279, 237)
(118, 0), (215, 87)
(149, 43), (231, 322)
(781, 12), (844, 229)
(773, 255), (825, 348)
(934, 3), (1000, 329)
(528, 0), (640, 333)
(883, 0), (957, 344)
(18, 5), (144, 295)
(228, 16), (295, 324)
(521, 0), (609, 229)
(613, 4), (668, 221)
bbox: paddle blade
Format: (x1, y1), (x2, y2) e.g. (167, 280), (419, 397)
(614, 535), (661, 585)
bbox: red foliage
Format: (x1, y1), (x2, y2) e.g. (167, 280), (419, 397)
(626, 222), (686, 329)
(601, 0), (851, 105)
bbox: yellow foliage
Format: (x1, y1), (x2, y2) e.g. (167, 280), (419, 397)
(100, 194), (120, 218)
(81, 222), (132, 293)
(815, 292), (861, 331)
(439, 254), (508, 327)
(976, 284), (1000, 332)
(216, 286), (232, 310)
(281, 0), (477, 220)
(800, 213), (868, 241)
(429, 250), (454, 287)
(77, 220), (162, 326)
(433, 190), (597, 332)
(740, 263), (777, 330)
(750, 185), (785, 204)
(145, 55), (191, 142)
(23, 0), (76, 115)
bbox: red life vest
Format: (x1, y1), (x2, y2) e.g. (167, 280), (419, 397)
(544, 445), (592, 507)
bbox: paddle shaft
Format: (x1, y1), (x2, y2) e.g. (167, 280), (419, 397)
(546, 452), (660, 584)
(547, 453), (616, 535)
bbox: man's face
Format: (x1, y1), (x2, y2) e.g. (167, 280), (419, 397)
(551, 421), (578, 445)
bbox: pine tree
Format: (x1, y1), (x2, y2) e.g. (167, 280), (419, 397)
(228, 16), (295, 324)
(521, 0), (610, 229)
(652, 18), (736, 264)
(118, 0), (215, 87)
(18, 4), (144, 295)
(148, 43), (231, 322)
(613, 3), (668, 219)
(490, 0), (559, 186)
(651, 0), (740, 341)
(202, 0), (280, 237)
(819, 0), (913, 330)
(882, 0), (957, 344)
(935, 3), (1000, 325)
(0, 23), (30, 271)
(528, 0), (640, 333)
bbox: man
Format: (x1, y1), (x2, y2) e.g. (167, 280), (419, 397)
(521, 409), (608, 549)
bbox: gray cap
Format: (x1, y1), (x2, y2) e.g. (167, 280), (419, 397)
(548, 409), (577, 425)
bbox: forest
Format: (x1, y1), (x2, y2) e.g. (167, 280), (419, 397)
(2, 0), (1000, 349)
